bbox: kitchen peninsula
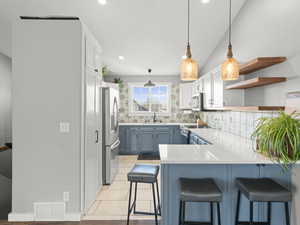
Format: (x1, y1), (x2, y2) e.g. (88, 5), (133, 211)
(159, 128), (295, 225)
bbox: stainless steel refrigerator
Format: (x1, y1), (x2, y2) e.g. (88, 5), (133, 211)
(101, 84), (120, 185)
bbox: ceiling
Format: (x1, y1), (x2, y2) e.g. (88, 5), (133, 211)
(0, 0), (246, 76)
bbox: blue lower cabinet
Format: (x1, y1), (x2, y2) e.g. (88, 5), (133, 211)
(119, 125), (191, 155)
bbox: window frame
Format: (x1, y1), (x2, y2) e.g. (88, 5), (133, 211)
(128, 82), (172, 116)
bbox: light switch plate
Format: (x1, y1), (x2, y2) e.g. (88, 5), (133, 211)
(59, 122), (70, 133)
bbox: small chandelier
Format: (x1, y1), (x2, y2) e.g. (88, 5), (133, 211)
(221, 0), (239, 81)
(181, 0), (198, 81)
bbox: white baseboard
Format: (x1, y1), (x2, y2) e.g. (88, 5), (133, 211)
(8, 212), (81, 222)
(8, 213), (34, 221)
(64, 213), (82, 221)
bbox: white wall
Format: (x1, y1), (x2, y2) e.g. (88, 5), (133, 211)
(0, 52), (12, 146)
(12, 19), (83, 218)
(201, 0), (300, 107)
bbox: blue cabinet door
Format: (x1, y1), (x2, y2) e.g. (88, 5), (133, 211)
(155, 127), (172, 152)
(139, 127), (155, 153)
(127, 127), (139, 154)
(119, 126), (127, 154)
(172, 126), (185, 144)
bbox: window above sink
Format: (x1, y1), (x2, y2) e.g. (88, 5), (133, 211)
(128, 82), (171, 116)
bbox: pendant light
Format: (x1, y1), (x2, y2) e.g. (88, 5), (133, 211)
(221, 0), (239, 80)
(144, 69), (156, 87)
(181, 0), (198, 81)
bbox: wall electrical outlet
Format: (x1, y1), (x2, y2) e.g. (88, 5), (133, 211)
(63, 192), (70, 202)
(59, 122), (70, 133)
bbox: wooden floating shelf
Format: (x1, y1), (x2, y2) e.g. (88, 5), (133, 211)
(225, 77), (287, 90)
(223, 106), (285, 112)
(0, 146), (9, 152)
(239, 57), (287, 75)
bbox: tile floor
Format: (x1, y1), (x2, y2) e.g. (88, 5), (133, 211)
(83, 155), (161, 220)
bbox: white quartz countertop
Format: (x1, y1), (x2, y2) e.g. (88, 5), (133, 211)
(119, 123), (196, 126)
(159, 128), (276, 164)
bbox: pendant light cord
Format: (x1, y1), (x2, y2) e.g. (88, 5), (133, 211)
(187, 0), (190, 45)
(228, 0), (232, 47)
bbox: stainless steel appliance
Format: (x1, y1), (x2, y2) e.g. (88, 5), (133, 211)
(192, 93), (204, 111)
(102, 85), (120, 184)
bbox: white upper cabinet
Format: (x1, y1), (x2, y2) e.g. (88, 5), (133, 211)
(179, 82), (193, 109)
(192, 79), (203, 96)
(202, 74), (213, 108)
(201, 66), (244, 109)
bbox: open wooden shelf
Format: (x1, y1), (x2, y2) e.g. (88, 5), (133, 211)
(225, 77), (286, 90)
(239, 57), (287, 75)
(0, 146), (9, 152)
(223, 106), (285, 112)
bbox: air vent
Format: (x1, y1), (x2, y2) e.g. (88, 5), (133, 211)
(34, 202), (65, 221)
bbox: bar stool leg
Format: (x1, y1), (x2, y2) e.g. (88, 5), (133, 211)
(179, 200), (183, 225)
(210, 202), (214, 225)
(267, 202), (272, 225)
(250, 201), (253, 225)
(156, 180), (161, 215)
(217, 202), (221, 225)
(235, 190), (241, 225)
(152, 183), (158, 225)
(127, 182), (133, 225)
(285, 202), (290, 225)
(133, 182), (138, 213)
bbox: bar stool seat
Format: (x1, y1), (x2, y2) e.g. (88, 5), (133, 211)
(179, 178), (223, 225)
(127, 164), (159, 183)
(180, 178), (222, 202)
(236, 178), (292, 202)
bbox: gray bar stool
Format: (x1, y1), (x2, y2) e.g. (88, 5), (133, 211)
(127, 164), (161, 225)
(179, 178), (223, 225)
(235, 178), (292, 225)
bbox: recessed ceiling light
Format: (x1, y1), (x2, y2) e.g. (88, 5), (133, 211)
(201, 0), (210, 4)
(118, 56), (125, 60)
(98, 0), (107, 5)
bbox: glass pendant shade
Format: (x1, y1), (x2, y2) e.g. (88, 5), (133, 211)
(221, 57), (239, 80)
(222, 0), (239, 81)
(181, 57), (198, 81)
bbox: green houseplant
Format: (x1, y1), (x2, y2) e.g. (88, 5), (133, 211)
(252, 111), (300, 167)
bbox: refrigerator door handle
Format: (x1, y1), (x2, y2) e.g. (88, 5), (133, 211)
(95, 130), (99, 143)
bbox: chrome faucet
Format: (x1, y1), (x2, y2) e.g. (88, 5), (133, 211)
(153, 112), (157, 123)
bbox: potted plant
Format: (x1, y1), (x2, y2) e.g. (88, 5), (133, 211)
(252, 111), (300, 168)
(113, 78), (124, 88)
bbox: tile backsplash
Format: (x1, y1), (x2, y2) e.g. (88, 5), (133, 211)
(202, 111), (279, 140)
(118, 83), (195, 123)
(115, 80), (279, 140)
